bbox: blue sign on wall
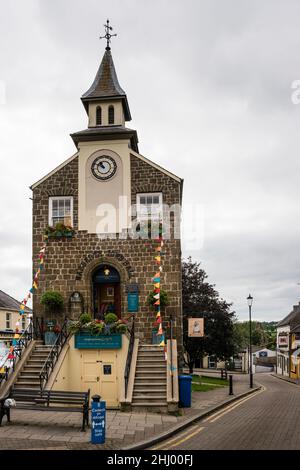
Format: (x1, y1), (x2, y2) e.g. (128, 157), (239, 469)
(75, 333), (122, 349)
(259, 351), (268, 357)
(91, 399), (106, 444)
(128, 292), (139, 312)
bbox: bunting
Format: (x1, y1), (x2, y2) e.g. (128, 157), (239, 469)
(151, 223), (167, 359)
(6, 239), (49, 366)
(18, 240), (47, 316)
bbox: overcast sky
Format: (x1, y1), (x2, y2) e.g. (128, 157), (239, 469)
(1, 0), (300, 322)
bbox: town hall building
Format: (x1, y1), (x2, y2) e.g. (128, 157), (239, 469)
(29, 26), (183, 409)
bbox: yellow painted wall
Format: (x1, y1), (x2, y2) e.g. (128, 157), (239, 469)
(78, 140), (132, 233)
(52, 334), (129, 408)
(0, 308), (28, 332)
(88, 100), (124, 127)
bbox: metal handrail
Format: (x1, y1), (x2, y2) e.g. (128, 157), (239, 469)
(169, 315), (174, 400)
(124, 316), (135, 399)
(39, 318), (69, 390)
(0, 320), (34, 389)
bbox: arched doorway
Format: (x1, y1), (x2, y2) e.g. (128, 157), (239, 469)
(92, 264), (121, 319)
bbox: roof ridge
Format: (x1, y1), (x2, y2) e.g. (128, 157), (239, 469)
(0, 289), (31, 312)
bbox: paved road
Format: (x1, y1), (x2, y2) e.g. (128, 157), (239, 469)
(151, 374), (300, 450)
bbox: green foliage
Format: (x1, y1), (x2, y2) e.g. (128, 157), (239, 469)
(41, 291), (64, 313)
(68, 314), (129, 336)
(104, 313), (118, 324)
(79, 313), (92, 324)
(45, 223), (75, 238)
(90, 321), (105, 336)
(147, 289), (169, 308)
(182, 257), (236, 373)
(192, 375), (229, 392)
(233, 321), (277, 351)
(116, 323), (127, 333)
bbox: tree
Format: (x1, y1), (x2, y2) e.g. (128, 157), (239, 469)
(182, 257), (236, 373)
(233, 321), (277, 352)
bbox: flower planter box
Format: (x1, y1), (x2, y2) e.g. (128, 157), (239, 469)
(47, 232), (74, 239)
(74, 333), (122, 349)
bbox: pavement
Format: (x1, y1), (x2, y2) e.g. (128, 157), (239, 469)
(148, 373), (300, 450)
(0, 373), (255, 450)
(271, 372), (300, 385)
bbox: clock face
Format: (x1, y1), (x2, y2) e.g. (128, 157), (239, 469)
(91, 156), (117, 180)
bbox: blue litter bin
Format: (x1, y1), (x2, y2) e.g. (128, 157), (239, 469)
(178, 375), (192, 407)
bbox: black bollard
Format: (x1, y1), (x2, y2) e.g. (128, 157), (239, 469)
(229, 374), (233, 395)
(221, 369), (224, 379)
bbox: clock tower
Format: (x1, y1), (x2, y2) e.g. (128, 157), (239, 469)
(70, 38), (138, 234)
(31, 25), (183, 352)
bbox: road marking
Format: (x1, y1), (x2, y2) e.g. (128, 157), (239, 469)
(202, 395), (255, 422)
(151, 382), (266, 450)
(163, 426), (205, 450)
(150, 424), (200, 450)
(205, 385), (265, 423)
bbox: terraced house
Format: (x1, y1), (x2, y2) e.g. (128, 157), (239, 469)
(27, 32), (182, 410)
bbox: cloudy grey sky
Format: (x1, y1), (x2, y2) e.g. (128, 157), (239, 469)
(1, 0), (300, 322)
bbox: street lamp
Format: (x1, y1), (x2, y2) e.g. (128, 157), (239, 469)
(247, 294), (253, 388)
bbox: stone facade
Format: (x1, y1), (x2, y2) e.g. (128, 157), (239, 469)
(32, 154), (183, 354)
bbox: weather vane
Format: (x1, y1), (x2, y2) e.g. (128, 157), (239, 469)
(99, 19), (117, 50)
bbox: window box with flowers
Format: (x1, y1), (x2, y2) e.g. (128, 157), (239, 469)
(45, 223), (75, 239)
(68, 313), (129, 349)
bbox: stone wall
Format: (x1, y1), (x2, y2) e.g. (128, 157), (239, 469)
(32, 153), (183, 355)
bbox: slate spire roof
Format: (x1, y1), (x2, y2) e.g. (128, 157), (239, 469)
(81, 48), (131, 121)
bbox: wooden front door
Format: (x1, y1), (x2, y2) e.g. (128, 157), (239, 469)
(94, 283), (121, 318)
(81, 350), (118, 407)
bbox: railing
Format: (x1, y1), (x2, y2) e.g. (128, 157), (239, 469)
(39, 318), (69, 390)
(0, 321), (34, 390)
(167, 314), (174, 399)
(124, 316), (135, 399)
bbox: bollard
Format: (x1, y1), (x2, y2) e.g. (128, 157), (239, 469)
(229, 374), (233, 395)
(221, 369), (224, 379)
(91, 394), (106, 444)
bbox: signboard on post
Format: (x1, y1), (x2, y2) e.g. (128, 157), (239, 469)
(188, 318), (204, 337)
(91, 396), (106, 444)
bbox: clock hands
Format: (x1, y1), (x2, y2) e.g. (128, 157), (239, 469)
(91, 156), (117, 180)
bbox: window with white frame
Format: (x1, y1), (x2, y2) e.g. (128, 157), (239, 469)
(5, 312), (11, 330)
(49, 196), (73, 227)
(21, 315), (26, 331)
(136, 193), (163, 220)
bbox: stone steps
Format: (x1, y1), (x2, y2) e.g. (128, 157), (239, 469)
(131, 344), (167, 411)
(134, 383), (166, 389)
(131, 403), (168, 413)
(13, 343), (52, 390)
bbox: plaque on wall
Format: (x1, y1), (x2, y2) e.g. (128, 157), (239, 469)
(70, 291), (82, 302)
(125, 283), (139, 293)
(128, 292), (139, 312)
